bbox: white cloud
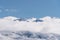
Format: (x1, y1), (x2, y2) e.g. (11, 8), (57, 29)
(0, 8), (17, 13)
(0, 6), (17, 12)
(5, 9), (17, 12)
(0, 16), (60, 34)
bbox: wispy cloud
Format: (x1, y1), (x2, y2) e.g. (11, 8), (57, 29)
(0, 7), (18, 13)
(5, 9), (17, 12)
(0, 9), (2, 13)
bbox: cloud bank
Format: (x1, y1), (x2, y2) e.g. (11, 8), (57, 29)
(0, 16), (60, 34)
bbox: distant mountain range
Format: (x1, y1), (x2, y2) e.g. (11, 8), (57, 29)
(14, 18), (43, 22)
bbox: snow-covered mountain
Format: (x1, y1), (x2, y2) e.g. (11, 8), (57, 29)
(0, 16), (60, 40)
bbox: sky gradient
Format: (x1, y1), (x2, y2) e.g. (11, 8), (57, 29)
(0, 0), (60, 18)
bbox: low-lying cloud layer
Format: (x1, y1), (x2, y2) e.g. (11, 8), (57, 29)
(0, 16), (60, 34)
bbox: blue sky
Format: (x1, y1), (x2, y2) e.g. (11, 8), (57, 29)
(0, 0), (60, 18)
